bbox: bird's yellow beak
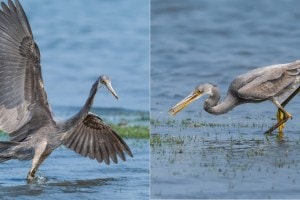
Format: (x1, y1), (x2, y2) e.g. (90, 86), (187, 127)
(105, 82), (118, 99)
(169, 90), (202, 116)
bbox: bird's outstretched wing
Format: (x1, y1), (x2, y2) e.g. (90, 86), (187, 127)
(63, 113), (133, 165)
(0, 0), (53, 137)
(237, 61), (300, 101)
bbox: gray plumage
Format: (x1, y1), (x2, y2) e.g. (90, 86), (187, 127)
(169, 60), (300, 133)
(0, 0), (132, 180)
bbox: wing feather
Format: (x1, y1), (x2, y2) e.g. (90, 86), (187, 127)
(81, 131), (90, 157)
(237, 61), (299, 100)
(75, 127), (86, 154)
(99, 135), (110, 165)
(63, 113), (133, 165)
(0, 0), (54, 138)
(94, 129), (103, 163)
(88, 131), (95, 159)
(64, 128), (77, 148)
(68, 125), (83, 151)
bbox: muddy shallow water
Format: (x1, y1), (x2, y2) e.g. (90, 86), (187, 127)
(151, 118), (300, 199)
(151, 0), (300, 198)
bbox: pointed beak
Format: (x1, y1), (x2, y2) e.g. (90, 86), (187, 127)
(169, 90), (202, 116)
(105, 82), (118, 99)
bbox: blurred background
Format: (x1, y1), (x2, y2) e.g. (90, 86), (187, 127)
(20, 0), (149, 113)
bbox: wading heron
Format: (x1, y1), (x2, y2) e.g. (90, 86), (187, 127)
(0, 0), (132, 181)
(169, 60), (300, 134)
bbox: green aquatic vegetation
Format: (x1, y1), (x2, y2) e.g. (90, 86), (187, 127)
(110, 124), (149, 139)
(0, 125), (149, 139)
(150, 134), (185, 147)
(166, 119), (176, 126)
(246, 148), (265, 157)
(150, 118), (177, 128)
(180, 118), (192, 127)
(180, 118), (208, 128)
(150, 135), (162, 146)
(150, 118), (161, 127)
(151, 117), (272, 131)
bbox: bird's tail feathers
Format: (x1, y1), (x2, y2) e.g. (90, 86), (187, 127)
(0, 141), (19, 162)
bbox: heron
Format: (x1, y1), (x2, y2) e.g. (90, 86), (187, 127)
(0, 0), (132, 181)
(169, 60), (300, 134)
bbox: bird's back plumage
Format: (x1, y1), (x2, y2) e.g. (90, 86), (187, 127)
(230, 60), (300, 102)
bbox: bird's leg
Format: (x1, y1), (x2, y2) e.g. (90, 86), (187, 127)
(27, 140), (48, 182)
(276, 109), (285, 133)
(271, 86), (299, 135)
(265, 109), (290, 136)
(265, 98), (292, 134)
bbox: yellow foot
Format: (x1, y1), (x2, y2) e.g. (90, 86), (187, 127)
(276, 109), (292, 133)
(276, 109), (285, 133)
(285, 111), (293, 120)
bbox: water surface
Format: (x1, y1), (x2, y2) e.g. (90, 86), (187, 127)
(151, 0), (300, 198)
(21, 0), (149, 111)
(0, 107), (149, 200)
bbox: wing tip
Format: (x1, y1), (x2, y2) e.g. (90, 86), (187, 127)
(127, 149), (133, 158)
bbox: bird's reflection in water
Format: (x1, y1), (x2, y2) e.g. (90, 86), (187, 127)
(47, 177), (117, 188)
(1, 176), (121, 196)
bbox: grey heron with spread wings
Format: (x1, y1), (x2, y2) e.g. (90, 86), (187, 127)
(0, 0), (132, 181)
(169, 60), (299, 134)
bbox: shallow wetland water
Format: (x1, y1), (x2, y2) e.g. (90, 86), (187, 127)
(0, 107), (149, 200)
(151, 0), (300, 198)
(151, 113), (300, 199)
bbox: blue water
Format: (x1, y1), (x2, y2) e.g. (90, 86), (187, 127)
(151, 0), (300, 199)
(0, 139), (149, 200)
(21, 0), (149, 112)
(0, 108), (149, 200)
(152, 0), (300, 119)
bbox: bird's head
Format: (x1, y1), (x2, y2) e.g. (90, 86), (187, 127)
(169, 83), (216, 116)
(98, 75), (118, 99)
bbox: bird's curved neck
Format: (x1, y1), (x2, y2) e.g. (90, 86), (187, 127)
(204, 90), (239, 115)
(64, 80), (99, 129)
(78, 81), (99, 119)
